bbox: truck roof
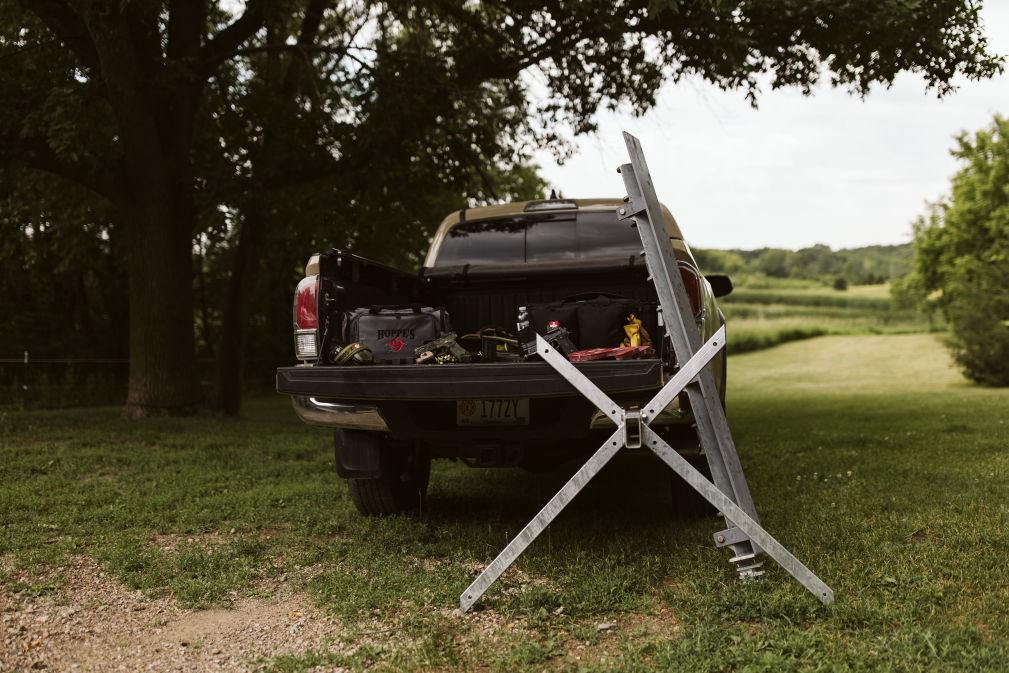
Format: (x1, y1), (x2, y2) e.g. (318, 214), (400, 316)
(423, 198), (686, 268)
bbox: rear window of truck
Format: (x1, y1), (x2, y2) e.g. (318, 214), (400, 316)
(434, 212), (644, 266)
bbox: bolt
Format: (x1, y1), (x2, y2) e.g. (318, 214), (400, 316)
(717, 536), (725, 543)
(619, 208), (626, 215)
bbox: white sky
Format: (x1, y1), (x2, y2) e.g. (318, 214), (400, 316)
(533, 4), (1009, 251)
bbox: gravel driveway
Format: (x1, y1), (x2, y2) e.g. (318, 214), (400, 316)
(1, 556), (352, 672)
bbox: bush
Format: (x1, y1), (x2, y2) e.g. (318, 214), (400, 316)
(908, 115), (1009, 385)
(946, 257), (1009, 385)
(833, 276), (848, 291)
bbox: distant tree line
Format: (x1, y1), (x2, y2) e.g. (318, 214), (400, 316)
(692, 243), (914, 287)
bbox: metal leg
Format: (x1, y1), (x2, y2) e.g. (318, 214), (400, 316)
(643, 425), (834, 604)
(459, 426), (625, 612)
(618, 132), (761, 571)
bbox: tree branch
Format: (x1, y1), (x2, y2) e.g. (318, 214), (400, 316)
(23, 137), (124, 203)
(218, 43), (356, 60)
(280, 0), (332, 97)
(30, 0), (101, 72)
(198, 0), (266, 76)
(167, 0), (205, 61)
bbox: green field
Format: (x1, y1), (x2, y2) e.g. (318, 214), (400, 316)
(720, 281), (943, 355)
(2, 333), (1008, 670)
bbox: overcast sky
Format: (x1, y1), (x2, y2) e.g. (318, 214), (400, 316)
(533, 4), (1009, 251)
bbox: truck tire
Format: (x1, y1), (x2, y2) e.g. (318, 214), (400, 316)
(340, 431), (430, 516)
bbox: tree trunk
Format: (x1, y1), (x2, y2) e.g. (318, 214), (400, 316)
(75, 0), (205, 417)
(120, 196), (205, 417)
(208, 213), (263, 415)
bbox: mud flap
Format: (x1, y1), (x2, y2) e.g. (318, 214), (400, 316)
(333, 429), (383, 478)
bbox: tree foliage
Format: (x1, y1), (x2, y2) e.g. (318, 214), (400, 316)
(0, 0), (1004, 413)
(907, 115), (1009, 385)
(693, 243), (914, 285)
(0, 170), (127, 359)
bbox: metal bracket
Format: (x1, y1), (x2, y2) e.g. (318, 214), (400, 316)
(623, 410), (642, 448)
(458, 133), (835, 612)
(714, 527), (750, 548)
(616, 197), (645, 221)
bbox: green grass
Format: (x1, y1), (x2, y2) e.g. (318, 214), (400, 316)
(2, 334), (1008, 670)
(720, 281), (943, 355)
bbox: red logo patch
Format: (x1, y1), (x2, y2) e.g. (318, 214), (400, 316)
(549, 321), (560, 329)
(386, 337), (405, 352)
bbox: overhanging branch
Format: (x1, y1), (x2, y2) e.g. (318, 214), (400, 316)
(23, 137), (124, 203)
(29, 0), (101, 72)
(218, 43), (357, 60)
(198, 0), (266, 76)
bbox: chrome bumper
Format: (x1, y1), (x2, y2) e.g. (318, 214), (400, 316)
(291, 396), (390, 431)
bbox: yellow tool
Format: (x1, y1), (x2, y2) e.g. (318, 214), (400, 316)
(621, 314), (652, 348)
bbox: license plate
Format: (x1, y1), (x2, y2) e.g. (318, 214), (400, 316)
(457, 399), (530, 426)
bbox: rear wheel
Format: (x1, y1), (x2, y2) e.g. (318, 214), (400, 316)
(341, 432), (430, 516)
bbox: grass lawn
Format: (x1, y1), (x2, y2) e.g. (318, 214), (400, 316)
(2, 333), (1008, 670)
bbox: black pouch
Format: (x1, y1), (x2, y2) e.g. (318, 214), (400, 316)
(527, 302), (580, 345)
(526, 293), (657, 350)
(343, 304), (450, 363)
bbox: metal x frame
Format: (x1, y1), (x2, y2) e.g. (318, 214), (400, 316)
(460, 133), (834, 612)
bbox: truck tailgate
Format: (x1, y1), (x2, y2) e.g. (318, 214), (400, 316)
(276, 360), (663, 400)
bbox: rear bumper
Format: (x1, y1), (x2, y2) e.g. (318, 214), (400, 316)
(282, 360), (697, 458)
(290, 391), (688, 435)
(291, 396), (390, 431)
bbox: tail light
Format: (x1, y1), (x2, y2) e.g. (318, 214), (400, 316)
(678, 263), (702, 316)
(294, 276), (319, 329)
(294, 275), (320, 360)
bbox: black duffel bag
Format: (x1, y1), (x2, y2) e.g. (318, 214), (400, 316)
(527, 292), (657, 350)
(343, 304), (450, 363)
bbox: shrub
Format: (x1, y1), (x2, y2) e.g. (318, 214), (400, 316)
(946, 256), (1009, 385)
(908, 115), (1009, 385)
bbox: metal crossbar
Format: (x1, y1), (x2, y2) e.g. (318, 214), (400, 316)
(461, 328), (726, 612)
(459, 133), (834, 611)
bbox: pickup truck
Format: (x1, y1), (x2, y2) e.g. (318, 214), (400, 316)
(276, 198), (732, 516)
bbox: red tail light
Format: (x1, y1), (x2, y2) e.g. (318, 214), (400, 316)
(678, 263), (702, 316)
(294, 276), (319, 329)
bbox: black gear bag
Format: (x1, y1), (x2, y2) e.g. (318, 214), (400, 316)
(343, 304), (451, 364)
(526, 293), (657, 350)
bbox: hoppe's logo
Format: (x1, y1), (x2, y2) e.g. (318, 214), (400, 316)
(377, 328), (416, 341)
(386, 337), (406, 352)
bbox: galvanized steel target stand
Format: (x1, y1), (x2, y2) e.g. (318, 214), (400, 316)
(459, 133), (834, 612)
